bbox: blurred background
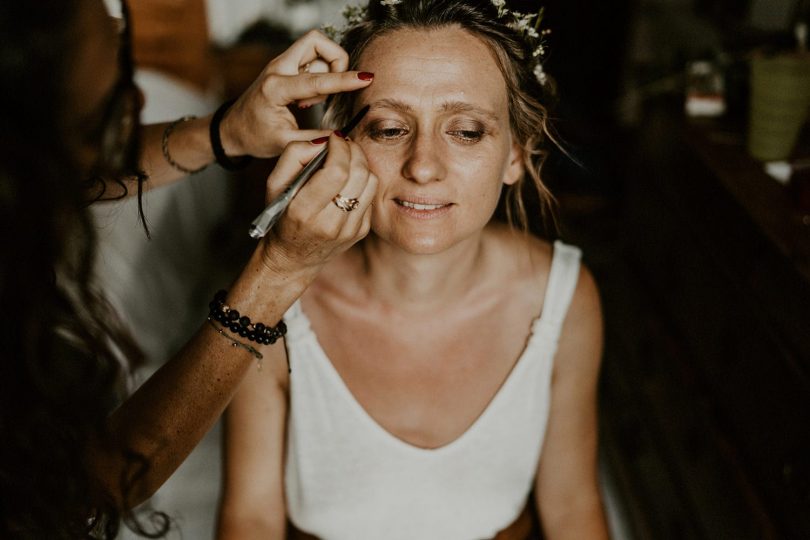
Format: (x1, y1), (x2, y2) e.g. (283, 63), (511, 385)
(97, 0), (810, 538)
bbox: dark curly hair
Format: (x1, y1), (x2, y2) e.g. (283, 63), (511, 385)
(0, 0), (164, 537)
(324, 0), (559, 236)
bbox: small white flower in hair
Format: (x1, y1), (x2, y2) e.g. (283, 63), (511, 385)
(322, 23), (340, 41)
(508, 12), (538, 37)
(491, 0), (508, 17)
(533, 63), (547, 85)
(341, 4), (368, 26)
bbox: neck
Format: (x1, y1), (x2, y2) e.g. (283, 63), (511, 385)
(359, 233), (487, 313)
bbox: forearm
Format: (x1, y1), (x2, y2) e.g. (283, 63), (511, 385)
(89, 248), (319, 506)
(116, 109), (246, 194)
(539, 491), (610, 540)
(217, 513), (286, 540)
(137, 117), (215, 191)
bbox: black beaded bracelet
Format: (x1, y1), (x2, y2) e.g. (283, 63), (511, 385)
(209, 99), (253, 171)
(208, 289), (287, 345)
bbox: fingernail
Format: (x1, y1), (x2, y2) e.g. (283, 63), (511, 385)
(333, 130), (345, 138)
(298, 102), (312, 109)
(357, 72), (374, 81)
(310, 136), (329, 144)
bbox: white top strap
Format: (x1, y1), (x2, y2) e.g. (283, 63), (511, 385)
(538, 241), (582, 327)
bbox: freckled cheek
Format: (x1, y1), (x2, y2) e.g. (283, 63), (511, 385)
(451, 156), (501, 187)
(364, 147), (404, 196)
(461, 163), (509, 209)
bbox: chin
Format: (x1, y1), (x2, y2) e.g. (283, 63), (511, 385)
(370, 210), (486, 255)
(396, 236), (450, 255)
(378, 226), (475, 256)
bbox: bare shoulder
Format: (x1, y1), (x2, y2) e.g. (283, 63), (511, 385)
(486, 224), (604, 373)
(482, 226), (600, 320)
(483, 223), (553, 285)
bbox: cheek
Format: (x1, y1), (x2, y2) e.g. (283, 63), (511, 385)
(364, 146), (401, 191)
(454, 154), (510, 193)
(471, 178), (504, 218)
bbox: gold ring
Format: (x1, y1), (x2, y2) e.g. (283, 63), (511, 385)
(332, 194), (360, 212)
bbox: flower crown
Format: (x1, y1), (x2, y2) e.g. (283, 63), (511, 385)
(322, 0), (551, 85)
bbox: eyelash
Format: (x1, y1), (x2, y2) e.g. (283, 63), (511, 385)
(369, 127), (408, 140)
(449, 130), (484, 143)
(367, 125), (486, 144)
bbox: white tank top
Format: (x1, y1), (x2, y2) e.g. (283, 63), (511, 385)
(283, 241), (582, 540)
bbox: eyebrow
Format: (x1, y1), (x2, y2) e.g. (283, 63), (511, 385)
(368, 98), (500, 122)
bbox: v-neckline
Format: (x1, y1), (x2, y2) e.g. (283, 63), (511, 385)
(292, 306), (552, 457)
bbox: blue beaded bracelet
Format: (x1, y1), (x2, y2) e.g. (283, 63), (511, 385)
(208, 289), (287, 345)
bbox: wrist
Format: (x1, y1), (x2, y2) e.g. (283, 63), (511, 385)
(226, 246), (320, 322)
(209, 99), (252, 170)
(217, 104), (245, 157)
(256, 241), (324, 286)
(161, 116), (211, 175)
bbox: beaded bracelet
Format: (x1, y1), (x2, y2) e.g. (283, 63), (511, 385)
(207, 318), (263, 368)
(208, 289), (287, 345)
(209, 100), (253, 171)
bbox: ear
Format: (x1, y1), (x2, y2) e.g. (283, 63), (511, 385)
(502, 141), (524, 186)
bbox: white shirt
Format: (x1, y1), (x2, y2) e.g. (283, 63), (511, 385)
(283, 241), (582, 540)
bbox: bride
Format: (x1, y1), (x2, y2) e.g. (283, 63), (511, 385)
(217, 1), (609, 538)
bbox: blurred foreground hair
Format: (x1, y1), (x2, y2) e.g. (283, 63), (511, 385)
(0, 0), (165, 537)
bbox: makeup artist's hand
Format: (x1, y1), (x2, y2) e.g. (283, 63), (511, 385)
(217, 30), (374, 160)
(258, 133), (377, 273)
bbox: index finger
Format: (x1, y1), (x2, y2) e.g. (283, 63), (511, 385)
(276, 71), (373, 103)
(273, 30), (349, 75)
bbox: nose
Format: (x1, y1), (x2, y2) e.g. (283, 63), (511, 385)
(401, 130), (446, 184)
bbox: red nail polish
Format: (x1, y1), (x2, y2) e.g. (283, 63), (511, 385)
(333, 130), (345, 138)
(357, 72), (374, 81)
(310, 136), (329, 144)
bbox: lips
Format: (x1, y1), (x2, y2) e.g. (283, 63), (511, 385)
(397, 200), (448, 211)
(394, 197), (453, 219)
(393, 197), (452, 218)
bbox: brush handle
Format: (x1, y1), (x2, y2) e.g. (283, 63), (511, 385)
(248, 148), (328, 239)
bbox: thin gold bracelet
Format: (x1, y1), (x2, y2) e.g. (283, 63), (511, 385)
(162, 116), (208, 175)
(207, 318), (264, 370)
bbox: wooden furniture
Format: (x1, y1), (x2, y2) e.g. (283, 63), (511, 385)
(598, 99), (810, 539)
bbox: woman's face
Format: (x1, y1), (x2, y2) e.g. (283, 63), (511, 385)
(354, 26), (523, 255)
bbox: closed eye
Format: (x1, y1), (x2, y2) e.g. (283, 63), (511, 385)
(370, 127), (410, 140)
(448, 130), (484, 143)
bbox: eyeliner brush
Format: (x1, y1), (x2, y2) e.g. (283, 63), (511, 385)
(248, 105), (371, 239)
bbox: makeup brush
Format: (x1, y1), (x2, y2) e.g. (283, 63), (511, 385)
(249, 104), (370, 239)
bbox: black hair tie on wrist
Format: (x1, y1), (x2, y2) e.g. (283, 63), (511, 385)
(209, 99), (253, 171)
